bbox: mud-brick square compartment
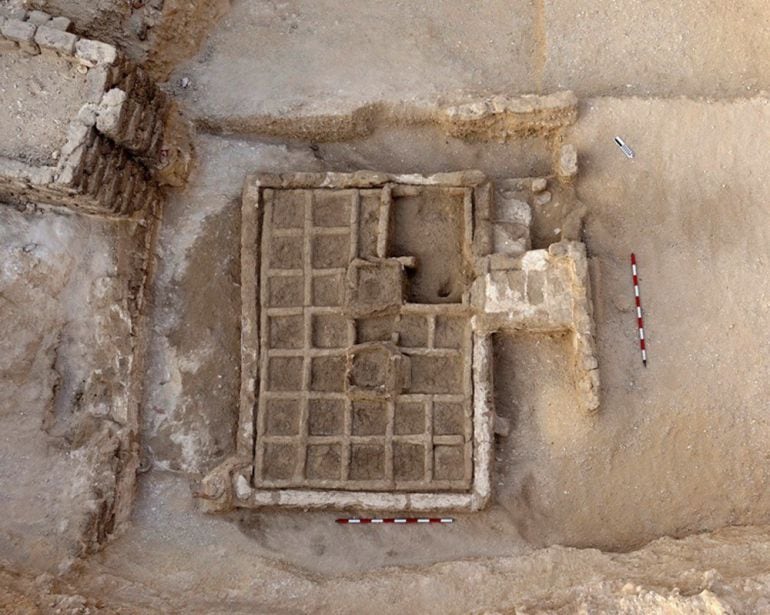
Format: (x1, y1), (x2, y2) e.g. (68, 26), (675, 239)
(237, 171), (495, 512)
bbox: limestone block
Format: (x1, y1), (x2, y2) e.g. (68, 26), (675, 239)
(76, 102), (98, 127)
(85, 65), (110, 103)
(531, 177), (547, 193)
(534, 190), (552, 206)
(582, 353), (599, 371)
(546, 242), (567, 259)
(34, 24), (76, 56)
(75, 38), (118, 67)
(558, 144), (579, 180)
(408, 493), (476, 510)
(26, 10), (51, 26)
(48, 16), (72, 32)
(1, 19), (38, 54)
(0, 17), (16, 51)
(493, 414), (511, 437)
(95, 88), (128, 138)
(0, 157), (55, 184)
(0, 4), (25, 20)
(58, 122), (91, 160)
(485, 269), (527, 316)
(526, 269), (546, 305)
(544, 269), (572, 325)
(54, 122), (91, 186)
(235, 475), (252, 500)
(521, 249), (549, 272)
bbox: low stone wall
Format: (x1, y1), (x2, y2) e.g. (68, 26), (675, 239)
(199, 168), (599, 514)
(439, 91), (579, 141)
(0, 7), (192, 217)
(196, 91), (579, 143)
(472, 242), (601, 414)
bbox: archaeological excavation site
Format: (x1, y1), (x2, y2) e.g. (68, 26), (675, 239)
(1, 0), (769, 612)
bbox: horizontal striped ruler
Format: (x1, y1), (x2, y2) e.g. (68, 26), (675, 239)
(336, 518), (454, 525)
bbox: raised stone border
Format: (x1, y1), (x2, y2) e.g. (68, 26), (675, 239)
(0, 8), (192, 217)
(197, 91), (579, 142)
(197, 168), (600, 513)
(473, 243), (601, 414)
(197, 171), (496, 513)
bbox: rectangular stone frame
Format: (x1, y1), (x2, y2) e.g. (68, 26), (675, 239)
(234, 171), (494, 511)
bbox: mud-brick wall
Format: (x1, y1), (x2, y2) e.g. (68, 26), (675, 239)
(91, 55), (174, 165)
(64, 127), (163, 217)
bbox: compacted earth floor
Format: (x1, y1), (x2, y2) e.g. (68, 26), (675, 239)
(1, 0), (770, 612)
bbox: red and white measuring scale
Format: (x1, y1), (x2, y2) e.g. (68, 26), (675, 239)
(630, 253), (647, 366)
(336, 518), (454, 525)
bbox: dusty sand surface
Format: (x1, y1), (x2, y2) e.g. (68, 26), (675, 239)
(498, 97), (770, 549)
(0, 53), (87, 165)
(7, 103), (770, 608)
(2, 0), (770, 612)
(130, 96), (770, 581)
(171, 0), (770, 125)
(0, 205), (143, 572)
(141, 136), (323, 475)
(37, 483), (770, 613)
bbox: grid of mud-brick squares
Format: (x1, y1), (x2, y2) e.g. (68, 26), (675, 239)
(255, 187), (473, 491)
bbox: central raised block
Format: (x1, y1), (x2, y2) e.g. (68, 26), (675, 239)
(346, 342), (409, 398)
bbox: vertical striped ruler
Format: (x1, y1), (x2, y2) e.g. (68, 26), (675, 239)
(335, 518), (454, 525)
(630, 253), (647, 366)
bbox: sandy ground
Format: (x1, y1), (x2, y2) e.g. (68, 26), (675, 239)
(129, 95), (770, 575)
(0, 206), (139, 572)
(37, 492), (770, 612)
(0, 53), (87, 165)
(501, 96), (770, 549)
(1, 0), (770, 612)
(170, 0), (770, 125)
